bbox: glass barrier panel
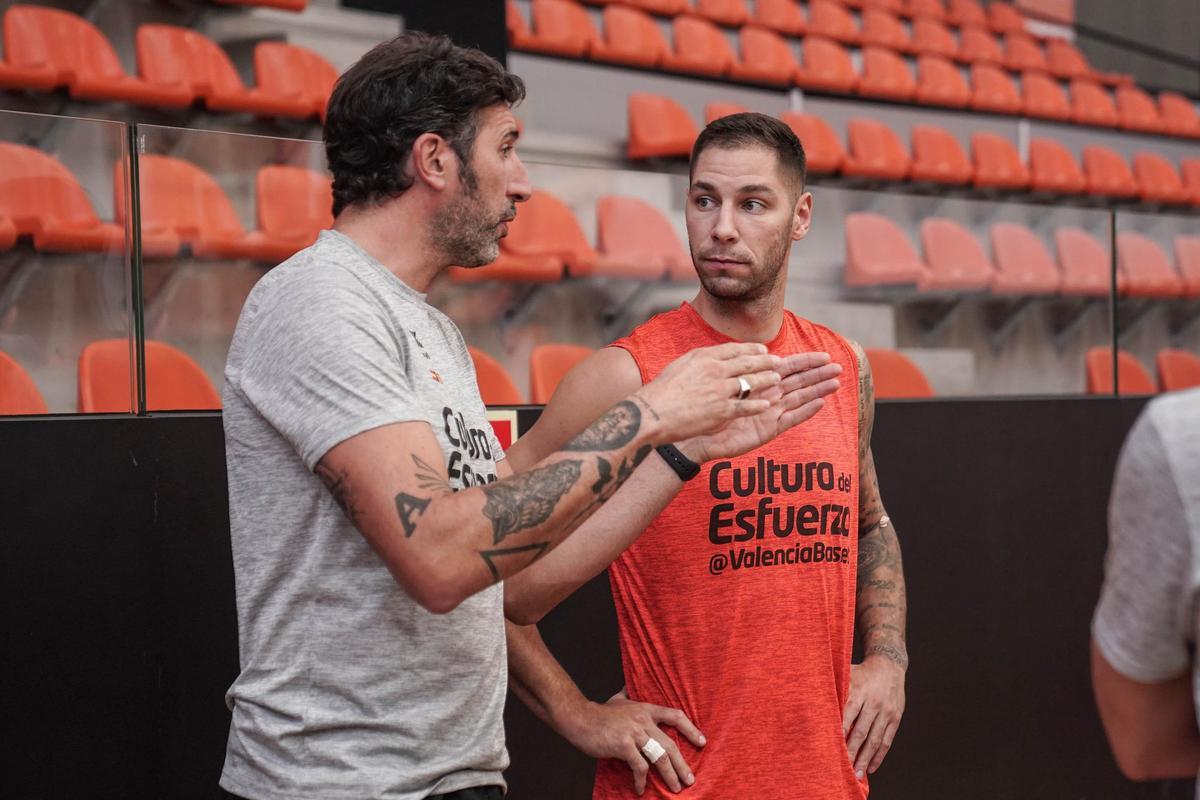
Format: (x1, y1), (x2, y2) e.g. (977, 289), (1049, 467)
(133, 124), (329, 412)
(1113, 208), (1200, 396)
(0, 109), (133, 415)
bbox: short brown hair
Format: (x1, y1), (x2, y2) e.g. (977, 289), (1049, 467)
(324, 32), (526, 216)
(690, 112), (807, 199)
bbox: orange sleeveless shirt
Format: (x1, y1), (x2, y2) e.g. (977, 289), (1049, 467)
(597, 303), (866, 800)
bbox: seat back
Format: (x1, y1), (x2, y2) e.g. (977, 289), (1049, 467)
(970, 63), (1020, 110)
(1132, 152), (1185, 195)
(1022, 71), (1070, 118)
(844, 212), (927, 286)
(256, 165), (333, 243)
(1082, 145), (1136, 196)
(753, 0), (807, 35)
(670, 15), (737, 72)
(779, 111), (845, 173)
(1004, 34), (1046, 71)
(117, 154), (246, 243)
(920, 217), (995, 287)
(254, 41), (337, 117)
(847, 118), (910, 174)
(468, 347), (523, 405)
(798, 36), (857, 89)
(0, 349), (47, 415)
(861, 9), (910, 50)
(947, 0), (987, 26)
(916, 55), (969, 104)
(1156, 349), (1200, 392)
(3, 5), (127, 82)
(1085, 347), (1155, 395)
(530, 344), (593, 404)
(1055, 227), (1110, 294)
(0, 142), (103, 233)
(864, 349), (934, 398)
(596, 195), (689, 278)
(627, 92), (699, 159)
(738, 25), (800, 78)
(1070, 79), (1118, 125)
(1045, 38), (1092, 78)
(990, 222), (1060, 290)
(705, 101), (750, 123)
(625, 0), (689, 13)
(136, 24), (245, 98)
(912, 18), (956, 58)
(694, 0), (750, 26)
(1117, 231), (1180, 293)
(1029, 138), (1084, 192)
(808, 1), (859, 41)
(860, 46), (916, 97)
(1158, 91), (1200, 135)
(971, 132), (1028, 186)
(1115, 84), (1161, 130)
(528, 0), (600, 56)
(78, 338), (221, 412)
(958, 25), (1002, 62)
(1182, 158), (1200, 200)
(987, 2), (1027, 33)
(598, 5), (671, 63)
(502, 190), (595, 262)
(908, 0), (947, 19)
(911, 124), (969, 179)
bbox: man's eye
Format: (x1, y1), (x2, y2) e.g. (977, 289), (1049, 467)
(744, 200), (764, 211)
(696, 197), (714, 208)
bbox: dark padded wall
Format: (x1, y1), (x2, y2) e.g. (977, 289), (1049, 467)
(0, 401), (1194, 799)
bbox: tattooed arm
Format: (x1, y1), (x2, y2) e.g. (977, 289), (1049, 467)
(315, 341), (781, 614)
(842, 341), (908, 779)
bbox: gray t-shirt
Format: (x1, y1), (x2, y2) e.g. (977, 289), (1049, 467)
(1093, 387), (1200, 787)
(219, 230), (508, 800)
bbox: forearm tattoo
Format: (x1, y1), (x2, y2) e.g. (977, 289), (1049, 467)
(562, 400), (641, 452)
(481, 459), (583, 544)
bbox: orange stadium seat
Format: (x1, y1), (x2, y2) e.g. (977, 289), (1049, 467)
(507, 0), (532, 46)
(971, 132), (1029, 189)
(596, 195), (693, 280)
(694, 0), (750, 26)
(591, 5), (670, 68)
(0, 142), (124, 253)
(844, 213), (930, 286)
(1055, 227), (1112, 295)
(911, 18), (957, 59)
(116, 154), (299, 262)
(919, 218), (996, 291)
(753, 0), (807, 35)
(864, 349), (934, 398)
(530, 344), (594, 404)
(1085, 348), (1155, 395)
(907, 0), (947, 21)
(468, 347), (524, 406)
(858, 47), (917, 101)
(510, 0), (599, 58)
(661, 15), (735, 77)
(705, 101), (750, 123)
(0, 4), (191, 107)
(1045, 38), (1094, 81)
(731, 26), (801, 85)
(946, 0), (987, 27)
(860, 9), (913, 52)
(957, 26), (1003, 64)
(1182, 159), (1200, 205)
(1029, 138), (1085, 194)
(1081, 146), (1137, 198)
(1117, 231), (1183, 298)
(1021, 72), (1071, 121)
(78, 339), (221, 412)
(969, 64), (1021, 114)
(843, 118), (910, 180)
(914, 55), (970, 106)
(624, 0), (689, 14)
(215, 0), (307, 10)
(807, 1), (861, 44)
(989, 223), (1061, 294)
(1157, 349), (1200, 391)
(255, 165), (333, 258)
(492, 190), (623, 279)
(1176, 235), (1200, 295)
(0, 350), (47, 415)
(1158, 92), (1200, 138)
(1003, 34), (1046, 73)
(253, 41), (338, 121)
(136, 24), (311, 118)
(987, 2), (1026, 34)
(1070, 80), (1118, 127)
(795, 37), (858, 93)
(1114, 85), (1164, 133)
(909, 125), (971, 184)
(1132, 153), (1190, 205)
(779, 112), (846, 174)
(0, 217), (15, 250)
(627, 93), (698, 159)
(862, 0), (903, 12)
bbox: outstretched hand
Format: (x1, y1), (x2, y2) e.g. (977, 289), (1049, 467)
(685, 352), (842, 463)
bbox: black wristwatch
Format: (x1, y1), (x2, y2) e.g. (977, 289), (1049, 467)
(656, 444), (701, 482)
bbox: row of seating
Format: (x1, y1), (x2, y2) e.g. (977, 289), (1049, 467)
(630, 96), (1200, 204)
(0, 142), (331, 260)
(576, 0), (1039, 34)
(509, 1), (1200, 139)
(0, 5), (335, 120)
(1086, 347), (1200, 395)
(846, 214), (1200, 297)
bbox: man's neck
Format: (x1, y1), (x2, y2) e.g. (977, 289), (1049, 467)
(332, 198), (445, 292)
(691, 285), (787, 344)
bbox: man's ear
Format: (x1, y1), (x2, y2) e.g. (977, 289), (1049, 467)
(792, 191), (813, 241)
(410, 132), (452, 191)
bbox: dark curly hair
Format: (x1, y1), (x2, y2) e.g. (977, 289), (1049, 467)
(323, 32), (526, 216)
(690, 112), (807, 200)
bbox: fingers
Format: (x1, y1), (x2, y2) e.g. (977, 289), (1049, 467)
(852, 713), (886, 777)
(623, 742), (650, 796)
(779, 362), (843, 393)
(775, 351), (832, 376)
(726, 369), (781, 399)
(720, 353), (781, 379)
(842, 684), (865, 737)
(647, 730), (691, 793)
(780, 377), (842, 413)
(650, 705), (706, 749)
(867, 719), (899, 774)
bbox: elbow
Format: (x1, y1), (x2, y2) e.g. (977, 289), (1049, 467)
(404, 559), (472, 615)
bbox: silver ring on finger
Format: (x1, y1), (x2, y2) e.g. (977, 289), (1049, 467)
(737, 376), (751, 400)
(640, 737), (667, 764)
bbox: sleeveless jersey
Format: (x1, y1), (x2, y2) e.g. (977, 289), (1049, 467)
(596, 302), (866, 800)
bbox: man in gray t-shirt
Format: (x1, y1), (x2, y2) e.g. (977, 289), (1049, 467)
(219, 32), (840, 800)
(1092, 386), (1200, 787)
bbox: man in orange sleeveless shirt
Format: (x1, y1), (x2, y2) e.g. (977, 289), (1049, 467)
(502, 113), (908, 798)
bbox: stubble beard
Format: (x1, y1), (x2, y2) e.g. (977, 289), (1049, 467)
(432, 164), (504, 268)
(694, 224), (791, 303)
